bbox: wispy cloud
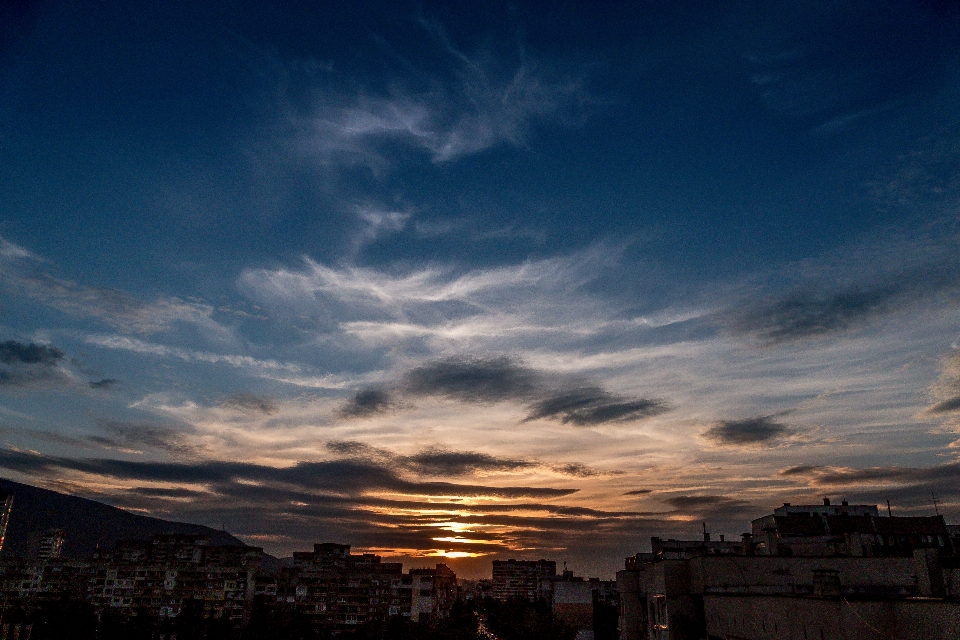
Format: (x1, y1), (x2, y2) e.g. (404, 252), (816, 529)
(89, 420), (201, 456)
(220, 393), (280, 416)
(660, 494), (754, 519)
(84, 335), (303, 378)
(289, 30), (583, 167)
(347, 204), (411, 256)
(781, 462), (960, 487)
(0, 236), (231, 337)
(238, 243), (628, 358)
(927, 349), (960, 418)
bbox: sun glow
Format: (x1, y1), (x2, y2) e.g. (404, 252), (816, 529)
(427, 521), (491, 533)
(431, 536), (506, 545)
(426, 549), (486, 558)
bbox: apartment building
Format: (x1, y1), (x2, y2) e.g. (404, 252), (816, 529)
(617, 502), (960, 640)
(491, 558), (556, 602)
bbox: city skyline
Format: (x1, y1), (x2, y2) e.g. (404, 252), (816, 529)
(1, 1), (960, 578)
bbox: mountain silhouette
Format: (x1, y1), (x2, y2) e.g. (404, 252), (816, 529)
(0, 478), (246, 559)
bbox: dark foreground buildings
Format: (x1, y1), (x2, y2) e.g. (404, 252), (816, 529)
(617, 499), (960, 640)
(0, 535), (458, 635)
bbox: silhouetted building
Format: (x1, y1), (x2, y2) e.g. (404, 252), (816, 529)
(0, 492), (11, 553)
(88, 534), (262, 622)
(543, 569), (618, 640)
(272, 543), (460, 631)
(491, 558), (556, 601)
(394, 564), (458, 622)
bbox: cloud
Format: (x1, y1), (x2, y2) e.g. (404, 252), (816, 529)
(128, 486), (208, 498)
(221, 393), (279, 415)
(338, 389), (394, 418)
(0, 237), (39, 261)
(89, 421), (200, 456)
(780, 462), (960, 487)
(241, 248), (606, 314)
(0, 341), (64, 365)
(729, 257), (960, 345)
(291, 30), (583, 167)
(0, 448), (578, 500)
(551, 463), (601, 478)
(701, 415), (794, 447)
(88, 378), (118, 390)
(929, 395), (960, 414)
(403, 356), (540, 403)
(326, 440), (597, 478)
(732, 285), (901, 344)
(404, 449), (535, 476)
(523, 388), (668, 426)
(926, 350), (960, 418)
(325, 439), (387, 458)
(349, 205), (410, 255)
(0, 236), (229, 336)
(623, 489), (652, 496)
(237, 243), (627, 365)
(395, 355), (668, 427)
(0, 340), (69, 387)
(661, 494), (752, 516)
(84, 335), (311, 384)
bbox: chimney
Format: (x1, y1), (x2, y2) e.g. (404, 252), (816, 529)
(719, 534), (725, 542)
(841, 500), (848, 506)
(823, 497), (831, 506)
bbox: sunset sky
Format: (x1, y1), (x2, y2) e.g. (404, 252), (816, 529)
(2, 0), (960, 578)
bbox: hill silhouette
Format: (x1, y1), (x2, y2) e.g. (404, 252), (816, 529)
(0, 478), (246, 559)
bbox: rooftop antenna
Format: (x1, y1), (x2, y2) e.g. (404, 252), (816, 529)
(931, 492), (941, 516)
(886, 500), (892, 517)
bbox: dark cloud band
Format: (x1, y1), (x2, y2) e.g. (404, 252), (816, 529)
(344, 355), (668, 427)
(0, 448), (577, 500)
(701, 415), (793, 447)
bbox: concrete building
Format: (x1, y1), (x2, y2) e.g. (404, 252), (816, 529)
(491, 558), (556, 601)
(752, 498), (954, 558)
(88, 534), (262, 622)
(270, 543), (459, 630)
(398, 564), (457, 622)
(0, 492), (11, 554)
(617, 502), (960, 640)
(543, 570), (618, 640)
(37, 528), (64, 560)
(275, 543), (403, 630)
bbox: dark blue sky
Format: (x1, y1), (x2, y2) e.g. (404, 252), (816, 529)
(1, 0), (960, 576)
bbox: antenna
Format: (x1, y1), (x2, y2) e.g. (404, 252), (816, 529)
(886, 500), (892, 517)
(931, 492), (940, 516)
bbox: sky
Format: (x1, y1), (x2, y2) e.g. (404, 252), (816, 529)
(1, 0), (960, 578)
